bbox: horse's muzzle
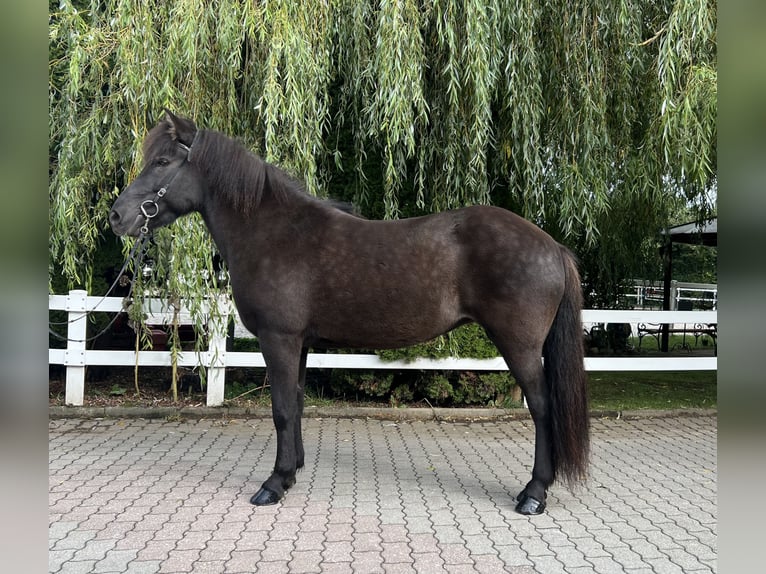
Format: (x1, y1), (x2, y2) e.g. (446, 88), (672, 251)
(109, 209), (142, 237)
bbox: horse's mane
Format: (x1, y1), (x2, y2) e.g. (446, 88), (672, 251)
(143, 124), (359, 217)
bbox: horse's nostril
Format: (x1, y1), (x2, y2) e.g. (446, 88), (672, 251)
(109, 210), (121, 225)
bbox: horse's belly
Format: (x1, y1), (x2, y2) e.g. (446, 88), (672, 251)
(310, 291), (466, 349)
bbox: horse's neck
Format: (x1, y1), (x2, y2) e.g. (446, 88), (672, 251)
(200, 188), (309, 267)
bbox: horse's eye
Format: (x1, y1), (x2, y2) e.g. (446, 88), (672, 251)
(155, 157), (170, 167)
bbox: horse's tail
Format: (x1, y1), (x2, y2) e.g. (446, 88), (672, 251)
(543, 246), (590, 487)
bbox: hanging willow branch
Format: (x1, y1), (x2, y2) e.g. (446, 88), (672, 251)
(49, 0), (717, 312)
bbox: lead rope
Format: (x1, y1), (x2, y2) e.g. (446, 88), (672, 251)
(48, 234), (152, 343)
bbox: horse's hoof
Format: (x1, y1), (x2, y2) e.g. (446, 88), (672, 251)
(515, 492), (546, 515)
(250, 487), (282, 506)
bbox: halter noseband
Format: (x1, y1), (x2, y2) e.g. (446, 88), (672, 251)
(139, 131), (200, 235)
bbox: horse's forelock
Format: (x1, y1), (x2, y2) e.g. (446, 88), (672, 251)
(142, 123), (178, 165)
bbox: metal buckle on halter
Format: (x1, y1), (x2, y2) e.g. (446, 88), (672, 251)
(139, 198), (159, 235)
(140, 199), (159, 219)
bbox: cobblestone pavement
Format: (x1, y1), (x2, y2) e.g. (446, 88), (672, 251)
(49, 414), (716, 573)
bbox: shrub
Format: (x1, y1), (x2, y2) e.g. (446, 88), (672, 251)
(375, 323), (500, 361)
(452, 371), (515, 406)
(330, 370), (394, 400)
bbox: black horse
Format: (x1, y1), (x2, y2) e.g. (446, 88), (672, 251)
(110, 111), (589, 515)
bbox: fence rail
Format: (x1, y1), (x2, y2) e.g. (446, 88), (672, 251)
(623, 280), (717, 310)
(50, 290), (718, 407)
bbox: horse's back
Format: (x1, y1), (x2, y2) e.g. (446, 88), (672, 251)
(306, 209), (465, 347)
(317, 202), (566, 307)
(300, 204), (566, 348)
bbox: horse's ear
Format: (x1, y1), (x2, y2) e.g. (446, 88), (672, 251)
(163, 108), (180, 127)
(162, 109), (197, 146)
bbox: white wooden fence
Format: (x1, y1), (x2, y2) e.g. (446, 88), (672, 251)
(623, 280), (717, 310)
(49, 290), (718, 407)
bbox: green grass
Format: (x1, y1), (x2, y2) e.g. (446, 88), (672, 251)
(628, 333), (717, 353)
(221, 371), (717, 411)
(588, 371), (717, 411)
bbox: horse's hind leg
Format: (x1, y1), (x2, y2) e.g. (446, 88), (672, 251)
(250, 333), (303, 506)
(494, 341), (554, 515)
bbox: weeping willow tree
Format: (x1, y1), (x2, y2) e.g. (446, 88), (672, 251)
(49, 0), (716, 312)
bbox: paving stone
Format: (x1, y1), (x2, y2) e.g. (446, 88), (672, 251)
(380, 541), (412, 564)
(224, 550), (262, 571)
(157, 548), (202, 572)
(136, 540), (177, 561)
(288, 548), (324, 573)
(51, 529), (99, 552)
(49, 520), (81, 542)
(462, 533), (498, 556)
(49, 414), (718, 573)
(198, 539), (236, 562)
(472, 553), (511, 573)
(57, 560), (98, 574)
(254, 559), (289, 573)
(644, 557), (686, 574)
(323, 540), (355, 563)
(71, 539), (119, 562)
(49, 549), (77, 573)
(92, 549), (139, 573)
(349, 550), (384, 573)
(379, 524), (409, 543)
(529, 554), (569, 574)
(325, 522), (354, 542)
(589, 554), (639, 574)
(411, 551), (447, 572)
(439, 542), (474, 565)
(192, 560), (229, 573)
(351, 531), (383, 553)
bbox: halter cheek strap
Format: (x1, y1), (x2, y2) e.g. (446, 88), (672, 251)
(139, 185), (169, 235)
(177, 130), (200, 162)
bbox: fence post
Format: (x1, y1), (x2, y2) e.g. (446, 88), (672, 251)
(206, 294), (230, 406)
(65, 289), (88, 406)
(670, 280), (678, 312)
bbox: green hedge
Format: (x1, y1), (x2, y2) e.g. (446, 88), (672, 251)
(331, 324), (518, 407)
(375, 323), (501, 361)
(328, 369), (517, 408)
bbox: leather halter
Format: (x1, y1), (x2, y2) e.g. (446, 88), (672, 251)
(139, 131), (200, 235)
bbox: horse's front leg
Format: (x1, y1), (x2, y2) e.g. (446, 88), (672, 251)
(295, 347), (308, 470)
(250, 333), (304, 506)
